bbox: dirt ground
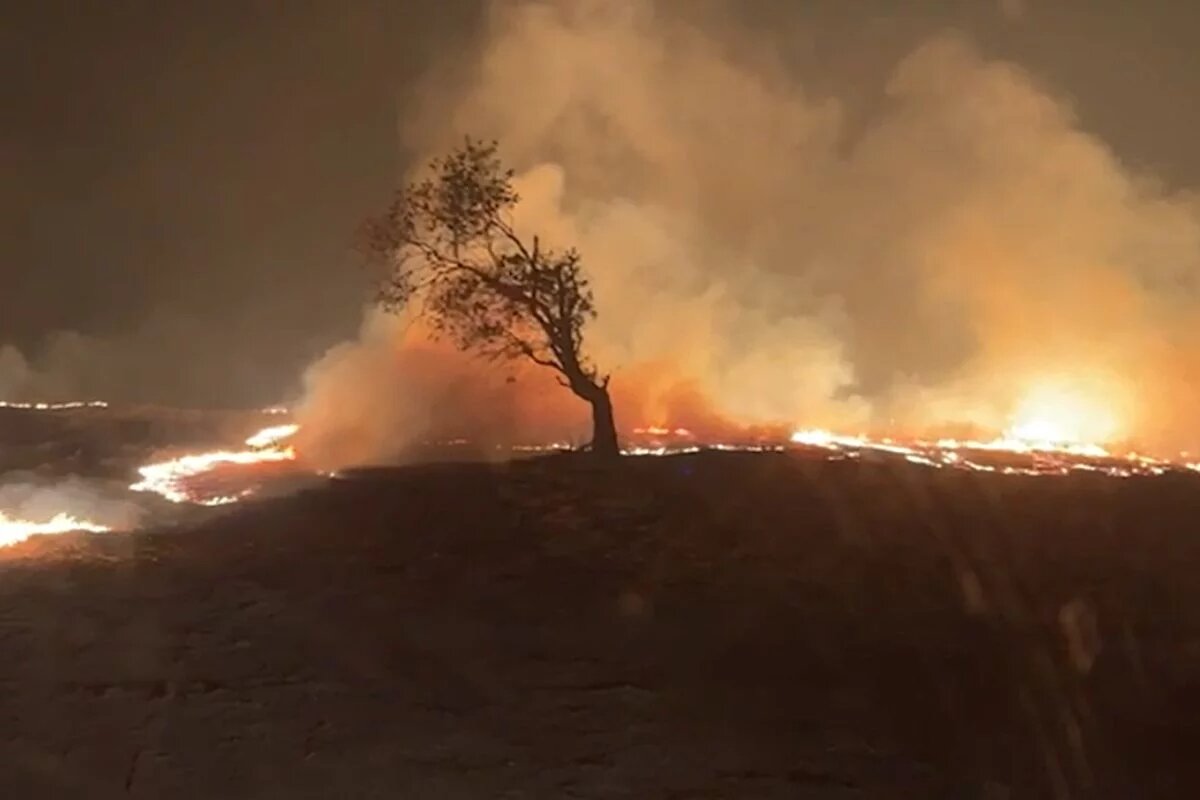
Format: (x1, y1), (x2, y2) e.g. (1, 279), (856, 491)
(2, 451), (1198, 798)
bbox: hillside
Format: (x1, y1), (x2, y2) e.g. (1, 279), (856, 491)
(2, 452), (1198, 797)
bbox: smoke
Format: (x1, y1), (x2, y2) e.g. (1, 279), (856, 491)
(0, 474), (143, 531)
(998, 0), (1028, 23)
(0, 345), (33, 399)
(0, 332), (125, 402)
(0, 313), (314, 408)
(297, 0), (1200, 466)
(294, 311), (586, 466)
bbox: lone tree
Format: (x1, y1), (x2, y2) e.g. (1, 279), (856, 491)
(359, 138), (619, 457)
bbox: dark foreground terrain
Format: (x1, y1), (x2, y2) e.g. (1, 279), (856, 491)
(2, 452), (1198, 798)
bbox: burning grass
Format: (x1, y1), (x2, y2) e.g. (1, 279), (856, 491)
(3, 399), (1200, 551)
(130, 423), (299, 506)
(0, 510), (109, 549)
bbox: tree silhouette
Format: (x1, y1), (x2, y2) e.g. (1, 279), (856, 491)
(360, 139), (618, 457)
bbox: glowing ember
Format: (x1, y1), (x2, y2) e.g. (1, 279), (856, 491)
(632, 426), (695, 438)
(624, 444), (704, 456)
(130, 424), (299, 505)
(0, 400), (108, 411)
(0, 511), (109, 549)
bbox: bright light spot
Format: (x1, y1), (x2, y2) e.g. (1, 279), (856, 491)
(1005, 381), (1120, 448)
(1, 511), (109, 549)
(245, 424), (299, 449)
(790, 429), (867, 449)
(130, 424), (299, 505)
(632, 426), (694, 438)
(0, 400), (108, 411)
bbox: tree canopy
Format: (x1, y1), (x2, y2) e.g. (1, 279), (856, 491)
(360, 139), (618, 456)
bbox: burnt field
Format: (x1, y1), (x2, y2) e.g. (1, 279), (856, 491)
(1, 449), (1198, 798)
(0, 404), (280, 481)
(0, 405), (302, 532)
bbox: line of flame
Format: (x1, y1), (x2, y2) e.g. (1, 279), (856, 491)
(0, 511), (110, 549)
(0, 400), (109, 411)
(787, 429), (1197, 478)
(129, 424), (299, 505)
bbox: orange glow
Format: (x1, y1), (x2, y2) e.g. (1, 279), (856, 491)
(632, 426), (694, 437)
(244, 423), (300, 449)
(787, 424), (1193, 478)
(1, 511), (109, 549)
(1004, 380), (1121, 448)
(130, 423), (299, 505)
(790, 429), (868, 449)
(6, 387), (1198, 548)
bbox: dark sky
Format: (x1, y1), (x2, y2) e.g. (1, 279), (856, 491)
(4, 0), (1198, 406)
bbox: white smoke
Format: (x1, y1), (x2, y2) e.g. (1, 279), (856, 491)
(296, 0), (1200, 466)
(0, 474), (143, 531)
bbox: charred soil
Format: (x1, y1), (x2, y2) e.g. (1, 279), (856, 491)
(1, 452), (1198, 798)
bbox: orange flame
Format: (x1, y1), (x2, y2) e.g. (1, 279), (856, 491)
(129, 423), (299, 505)
(787, 426), (1193, 478)
(0, 511), (109, 549)
(1003, 380), (1122, 449)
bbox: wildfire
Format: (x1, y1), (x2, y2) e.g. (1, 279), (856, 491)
(130, 423), (299, 505)
(0, 400), (108, 411)
(632, 426), (695, 438)
(786, 427), (1198, 478)
(244, 423), (300, 449)
(790, 429), (869, 449)
(5, 388), (1198, 543)
(1003, 380), (1121, 450)
(0, 511), (109, 549)
(779, 378), (1196, 478)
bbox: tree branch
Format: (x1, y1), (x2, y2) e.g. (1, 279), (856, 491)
(367, 138), (611, 411)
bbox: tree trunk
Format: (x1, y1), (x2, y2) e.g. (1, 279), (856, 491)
(587, 385), (620, 458)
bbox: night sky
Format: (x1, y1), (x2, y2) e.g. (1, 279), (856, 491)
(5, 0), (1198, 406)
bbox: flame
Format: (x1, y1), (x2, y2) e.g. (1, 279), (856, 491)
(632, 426), (695, 438)
(0, 511), (109, 549)
(244, 423), (300, 449)
(6, 394), (1197, 535)
(1004, 381), (1121, 449)
(0, 400), (108, 411)
(130, 423), (299, 505)
(784, 425), (1197, 478)
(790, 429), (868, 449)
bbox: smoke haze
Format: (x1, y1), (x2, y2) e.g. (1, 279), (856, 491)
(0, 474), (143, 531)
(295, 0), (1200, 467)
(0, 315), (327, 410)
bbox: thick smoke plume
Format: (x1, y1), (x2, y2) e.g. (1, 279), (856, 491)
(297, 0), (1200, 467)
